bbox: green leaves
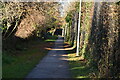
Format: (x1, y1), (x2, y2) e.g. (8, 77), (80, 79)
(65, 13), (72, 23)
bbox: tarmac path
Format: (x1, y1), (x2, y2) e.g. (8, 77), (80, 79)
(26, 36), (70, 78)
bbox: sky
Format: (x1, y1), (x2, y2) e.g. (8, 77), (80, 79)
(59, 1), (73, 17)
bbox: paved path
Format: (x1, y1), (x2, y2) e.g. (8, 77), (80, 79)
(26, 37), (70, 78)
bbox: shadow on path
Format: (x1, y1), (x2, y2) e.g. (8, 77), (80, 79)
(26, 36), (71, 78)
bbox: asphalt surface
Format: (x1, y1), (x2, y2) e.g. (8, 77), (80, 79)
(26, 36), (70, 78)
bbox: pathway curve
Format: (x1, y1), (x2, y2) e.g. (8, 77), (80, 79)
(26, 36), (70, 78)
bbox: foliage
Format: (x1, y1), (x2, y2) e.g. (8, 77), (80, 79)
(1, 2), (60, 39)
(65, 12), (72, 23)
(64, 3), (79, 45)
(65, 2), (120, 78)
(2, 2), (61, 52)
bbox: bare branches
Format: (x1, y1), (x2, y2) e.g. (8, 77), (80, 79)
(1, 2), (61, 39)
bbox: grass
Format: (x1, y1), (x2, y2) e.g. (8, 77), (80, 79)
(2, 37), (57, 78)
(45, 35), (58, 42)
(68, 53), (97, 79)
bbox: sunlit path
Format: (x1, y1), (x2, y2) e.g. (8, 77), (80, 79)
(26, 36), (71, 78)
(2, 1), (120, 78)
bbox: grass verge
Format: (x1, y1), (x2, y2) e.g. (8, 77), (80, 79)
(2, 37), (57, 78)
(68, 52), (98, 78)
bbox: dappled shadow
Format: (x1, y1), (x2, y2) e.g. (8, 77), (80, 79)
(44, 36), (76, 51)
(44, 36), (77, 64)
(45, 46), (76, 51)
(26, 37), (71, 78)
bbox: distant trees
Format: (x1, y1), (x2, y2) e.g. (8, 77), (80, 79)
(64, 2), (79, 46)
